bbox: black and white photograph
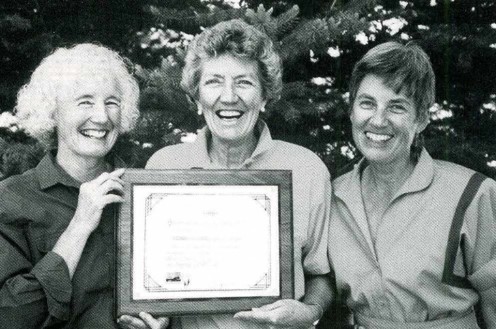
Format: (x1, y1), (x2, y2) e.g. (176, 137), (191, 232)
(0, 0), (495, 328)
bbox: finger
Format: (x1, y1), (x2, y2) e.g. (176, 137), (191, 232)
(118, 315), (147, 329)
(99, 180), (124, 195)
(233, 309), (272, 323)
(103, 194), (125, 205)
(257, 300), (284, 311)
(94, 171), (111, 185)
(93, 168), (124, 185)
(157, 317), (170, 329)
(110, 168), (126, 177)
(139, 312), (169, 329)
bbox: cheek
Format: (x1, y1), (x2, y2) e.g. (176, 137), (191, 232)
(350, 108), (365, 129)
(110, 109), (123, 127)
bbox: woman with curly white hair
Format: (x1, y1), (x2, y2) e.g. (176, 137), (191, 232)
(0, 43), (168, 329)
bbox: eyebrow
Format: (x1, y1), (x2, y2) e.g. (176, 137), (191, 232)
(356, 93), (412, 105)
(355, 93), (375, 100)
(389, 98), (412, 105)
(203, 73), (257, 79)
(75, 94), (94, 100)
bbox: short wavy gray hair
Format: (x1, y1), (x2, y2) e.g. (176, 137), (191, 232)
(15, 43), (140, 146)
(181, 19), (282, 104)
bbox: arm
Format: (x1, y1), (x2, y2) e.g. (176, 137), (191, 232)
(234, 166), (333, 328)
(53, 169), (125, 277)
(0, 169), (125, 328)
(0, 222), (72, 329)
(303, 274), (335, 323)
(466, 180), (496, 329)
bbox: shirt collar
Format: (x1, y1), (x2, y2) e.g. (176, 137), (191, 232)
(35, 151), (126, 190)
(393, 148), (434, 198)
(335, 148), (434, 202)
(193, 120), (274, 168)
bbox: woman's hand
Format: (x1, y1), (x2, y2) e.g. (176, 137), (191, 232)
(53, 168), (125, 277)
(71, 168), (125, 234)
(118, 313), (169, 329)
(234, 299), (321, 329)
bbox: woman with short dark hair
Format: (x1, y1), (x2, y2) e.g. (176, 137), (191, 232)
(329, 41), (496, 328)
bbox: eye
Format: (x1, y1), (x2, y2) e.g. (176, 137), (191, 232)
(389, 104), (407, 114)
(358, 100), (375, 110)
(204, 78), (221, 86)
(106, 99), (121, 108)
(237, 79), (254, 86)
(78, 100), (93, 107)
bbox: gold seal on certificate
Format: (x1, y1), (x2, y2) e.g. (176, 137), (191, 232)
(116, 169), (294, 317)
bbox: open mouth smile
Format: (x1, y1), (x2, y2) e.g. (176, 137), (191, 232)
(80, 129), (109, 139)
(365, 131), (393, 142)
(216, 110), (244, 120)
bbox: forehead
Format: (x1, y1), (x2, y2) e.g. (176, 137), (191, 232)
(201, 54), (260, 78)
(356, 74), (412, 102)
(58, 69), (123, 100)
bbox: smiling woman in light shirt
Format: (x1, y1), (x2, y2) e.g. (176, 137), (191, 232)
(147, 19), (333, 329)
(0, 44), (168, 329)
(328, 41), (496, 329)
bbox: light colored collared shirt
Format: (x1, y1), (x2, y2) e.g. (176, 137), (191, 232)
(147, 121), (331, 329)
(328, 149), (496, 328)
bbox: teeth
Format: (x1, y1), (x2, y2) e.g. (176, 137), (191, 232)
(365, 132), (392, 142)
(217, 110), (243, 119)
(81, 129), (107, 139)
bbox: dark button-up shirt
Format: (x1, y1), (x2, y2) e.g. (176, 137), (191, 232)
(0, 152), (120, 329)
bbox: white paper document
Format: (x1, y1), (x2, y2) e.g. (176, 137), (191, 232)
(132, 185), (280, 300)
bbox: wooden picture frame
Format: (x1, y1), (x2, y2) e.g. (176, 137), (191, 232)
(116, 169), (294, 317)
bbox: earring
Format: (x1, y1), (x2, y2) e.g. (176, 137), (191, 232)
(260, 106), (266, 113)
(197, 106), (203, 116)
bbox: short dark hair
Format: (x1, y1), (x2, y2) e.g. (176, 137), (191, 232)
(349, 41), (435, 123)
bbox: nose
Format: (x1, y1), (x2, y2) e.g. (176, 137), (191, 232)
(369, 106), (388, 127)
(219, 81), (238, 103)
(90, 101), (110, 123)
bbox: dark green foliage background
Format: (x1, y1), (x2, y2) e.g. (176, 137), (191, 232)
(1, 0), (495, 181)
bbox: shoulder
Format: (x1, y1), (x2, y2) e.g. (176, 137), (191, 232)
(0, 168), (38, 195)
(0, 168), (39, 220)
(271, 140), (330, 176)
(434, 159), (477, 179)
(433, 159), (496, 199)
(333, 168), (354, 192)
(433, 159), (481, 187)
(146, 143), (195, 169)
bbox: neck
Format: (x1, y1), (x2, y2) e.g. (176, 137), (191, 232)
(209, 133), (258, 169)
(56, 149), (109, 183)
(363, 157), (415, 200)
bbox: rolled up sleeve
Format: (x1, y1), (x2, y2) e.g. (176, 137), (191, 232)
(303, 168), (332, 275)
(0, 221), (72, 328)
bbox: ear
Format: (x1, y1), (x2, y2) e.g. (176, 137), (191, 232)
(195, 102), (203, 116)
(416, 115), (429, 134)
(260, 99), (268, 112)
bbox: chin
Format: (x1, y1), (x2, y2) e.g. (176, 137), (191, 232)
(213, 128), (251, 143)
(75, 143), (114, 159)
(362, 149), (409, 167)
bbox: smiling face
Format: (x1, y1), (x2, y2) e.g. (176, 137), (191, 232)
(351, 74), (428, 166)
(55, 73), (123, 162)
(196, 54), (267, 144)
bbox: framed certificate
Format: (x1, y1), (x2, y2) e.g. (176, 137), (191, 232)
(116, 169), (294, 317)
